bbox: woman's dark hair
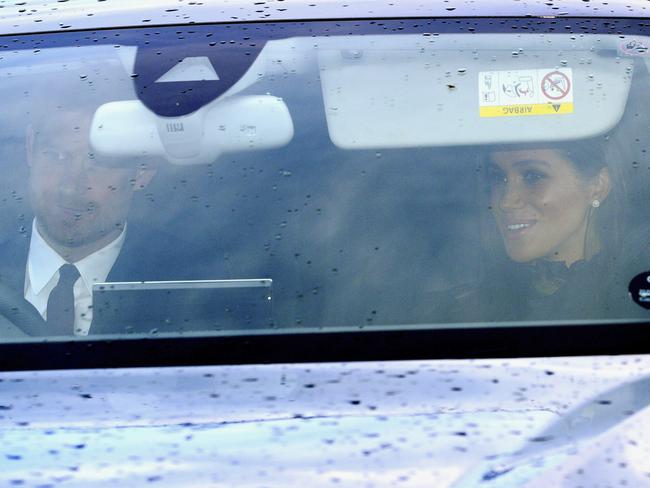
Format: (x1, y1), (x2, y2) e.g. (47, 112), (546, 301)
(554, 138), (623, 260)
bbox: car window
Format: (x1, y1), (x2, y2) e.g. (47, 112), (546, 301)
(0, 18), (648, 366)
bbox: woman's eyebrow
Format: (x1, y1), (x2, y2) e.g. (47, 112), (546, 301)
(513, 159), (551, 169)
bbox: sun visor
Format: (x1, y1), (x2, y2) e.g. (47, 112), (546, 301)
(318, 34), (637, 148)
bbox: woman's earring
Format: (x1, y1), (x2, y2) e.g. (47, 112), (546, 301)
(592, 199), (600, 208)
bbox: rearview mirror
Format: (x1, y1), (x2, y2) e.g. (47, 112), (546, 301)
(89, 95), (294, 165)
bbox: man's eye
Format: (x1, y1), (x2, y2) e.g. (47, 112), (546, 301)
(523, 170), (545, 185)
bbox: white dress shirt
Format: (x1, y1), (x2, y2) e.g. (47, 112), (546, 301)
(25, 219), (126, 336)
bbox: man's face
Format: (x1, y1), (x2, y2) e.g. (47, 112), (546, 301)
(28, 116), (152, 254)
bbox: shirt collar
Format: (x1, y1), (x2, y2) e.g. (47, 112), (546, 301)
(27, 219), (127, 295)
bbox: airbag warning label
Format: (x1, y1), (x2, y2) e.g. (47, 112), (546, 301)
(479, 68), (574, 118)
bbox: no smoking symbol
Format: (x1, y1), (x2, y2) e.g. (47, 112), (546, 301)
(541, 71), (571, 100)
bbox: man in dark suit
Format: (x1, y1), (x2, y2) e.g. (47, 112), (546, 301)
(0, 108), (179, 337)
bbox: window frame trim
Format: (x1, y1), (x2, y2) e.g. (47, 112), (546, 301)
(1, 18), (649, 371)
(1, 322), (649, 371)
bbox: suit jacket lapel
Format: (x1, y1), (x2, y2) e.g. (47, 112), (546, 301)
(0, 233), (30, 294)
(0, 230), (48, 336)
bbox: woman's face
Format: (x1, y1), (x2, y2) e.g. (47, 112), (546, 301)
(489, 149), (604, 265)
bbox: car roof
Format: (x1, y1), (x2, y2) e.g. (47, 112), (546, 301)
(0, 0), (647, 36)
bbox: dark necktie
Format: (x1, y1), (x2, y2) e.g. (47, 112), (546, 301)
(46, 263), (80, 336)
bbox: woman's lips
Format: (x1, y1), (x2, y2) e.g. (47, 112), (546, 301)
(502, 220), (537, 240)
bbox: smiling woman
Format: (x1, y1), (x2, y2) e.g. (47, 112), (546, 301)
(488, 146), (611, 267)
(427, 138), (640, 323)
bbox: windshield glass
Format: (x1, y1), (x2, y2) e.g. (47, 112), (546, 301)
(0, 19), (648, 341)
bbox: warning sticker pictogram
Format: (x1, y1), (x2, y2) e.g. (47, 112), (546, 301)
(478, 68), (574, 118)
(541, 71), (571, 100)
